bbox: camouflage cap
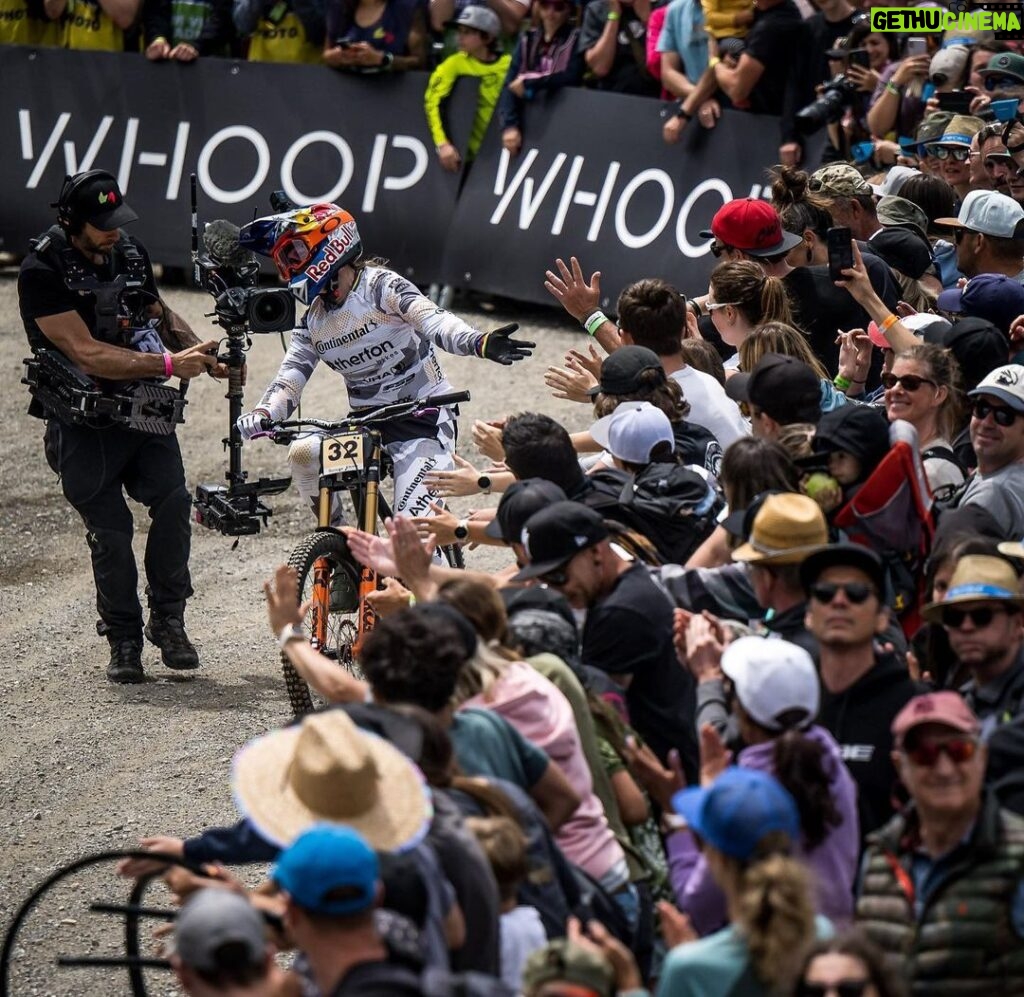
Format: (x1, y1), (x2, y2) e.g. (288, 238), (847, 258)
(809, 163), (873, 198)
(916, 111), (954, 144)
(522, 940), (615, 997)
(876, 195), (930, 241)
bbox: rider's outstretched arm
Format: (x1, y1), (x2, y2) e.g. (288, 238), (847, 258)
(378, 271), (486, 356)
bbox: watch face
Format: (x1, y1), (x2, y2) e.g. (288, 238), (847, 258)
(478, 475), (491, 490)
(454, 527), (469, 540)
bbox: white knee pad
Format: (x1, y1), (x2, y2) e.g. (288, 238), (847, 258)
(288, 436), (321, 500)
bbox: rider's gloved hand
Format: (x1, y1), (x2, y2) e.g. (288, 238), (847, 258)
(236, 408), (271, 440)
(480, 324), (535, 366)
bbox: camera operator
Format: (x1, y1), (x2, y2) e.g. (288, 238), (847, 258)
(18, 169), (222, 685)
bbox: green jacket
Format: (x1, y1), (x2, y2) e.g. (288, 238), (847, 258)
(424, 50), (511, 157)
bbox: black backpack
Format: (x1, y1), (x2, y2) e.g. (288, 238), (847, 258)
(591, 462), (723, 565)
(921, 444), (969, 508)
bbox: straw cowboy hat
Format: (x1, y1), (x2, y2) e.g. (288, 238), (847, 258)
(921, 554), (1024, 623)
(232, 709), (433, 851)
(731, 493), (829, 565)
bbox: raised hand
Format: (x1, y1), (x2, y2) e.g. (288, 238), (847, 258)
(262, 565), (308, 635)
(424, 453), (484, 496)
(544, 256), (601, 321)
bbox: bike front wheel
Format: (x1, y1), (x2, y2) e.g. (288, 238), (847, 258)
(284, 529), (363, 716)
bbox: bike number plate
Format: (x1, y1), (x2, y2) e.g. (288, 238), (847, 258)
(321, 432), (365, 474)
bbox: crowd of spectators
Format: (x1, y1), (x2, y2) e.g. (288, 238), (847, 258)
(11, 0), (1024, 994)
(8, 0), (1024, 171)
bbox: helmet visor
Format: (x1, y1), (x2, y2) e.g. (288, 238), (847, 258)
(275, 237), (315, 279)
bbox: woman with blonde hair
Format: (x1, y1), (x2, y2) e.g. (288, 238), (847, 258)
(882, 342), (965, 501)
(708, 261), (794, 372)
(739, 322), (850, 413)
(657, 767), (828, 996)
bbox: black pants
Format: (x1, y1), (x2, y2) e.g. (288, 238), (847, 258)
(46, 420), (193, 642)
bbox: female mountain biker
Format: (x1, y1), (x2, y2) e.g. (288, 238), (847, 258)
(235, 202), (533, 523)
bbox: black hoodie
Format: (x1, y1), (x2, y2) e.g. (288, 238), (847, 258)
(818, 653), (926, 836)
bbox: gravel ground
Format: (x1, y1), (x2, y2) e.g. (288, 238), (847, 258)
(0, 268), (590, 996)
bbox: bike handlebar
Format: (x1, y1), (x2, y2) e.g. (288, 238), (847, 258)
(265, 390), (471, 435)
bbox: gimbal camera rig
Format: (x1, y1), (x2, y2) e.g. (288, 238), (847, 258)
(190, 176), (297, 536)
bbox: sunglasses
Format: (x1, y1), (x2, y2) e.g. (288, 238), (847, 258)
(797, 983), (871, 997)
(705, 299), (738, 311)
(985, 75), (1021, 92)
(539, 0), (570, 8)
(810, 581), (875, 605)
(904, 737), (978, 767)
(924, 144), (970, 162)
(973, 399), (1021, 426)
(538, 567), (569, 586)
(881, 372), (936, 392)
(985, 154), (1013, 170)
(940, 605), (1010, 629)
(710, 241), (731, 258)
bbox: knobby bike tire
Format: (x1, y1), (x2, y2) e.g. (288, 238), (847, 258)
(284, 529), (362, 717)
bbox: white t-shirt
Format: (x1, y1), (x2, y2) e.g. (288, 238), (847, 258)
(671, 365), (749, 447)
(499, 905), (547, 992)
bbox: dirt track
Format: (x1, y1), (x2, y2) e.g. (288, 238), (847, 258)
(0, 269), (587, 995)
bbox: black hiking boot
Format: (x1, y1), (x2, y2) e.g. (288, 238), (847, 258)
(107, 640), (145, 684)
(144, 614), (200, 670)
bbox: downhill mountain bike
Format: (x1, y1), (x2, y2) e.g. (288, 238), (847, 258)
(262, 391), (470, 714)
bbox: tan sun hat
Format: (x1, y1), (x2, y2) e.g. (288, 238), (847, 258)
(731, 493), (829, 565)
(231, 709), (433, 851)
(920, 554), (1024, 623)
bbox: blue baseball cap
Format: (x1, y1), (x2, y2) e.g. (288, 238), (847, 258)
(671, 768), (800, 861)
(272, 824), (379, 916)
(937, 273), (1024, 335)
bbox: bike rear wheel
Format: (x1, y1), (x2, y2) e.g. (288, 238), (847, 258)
(284, 529), (363, 717)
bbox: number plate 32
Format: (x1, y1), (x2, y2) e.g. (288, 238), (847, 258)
(321, 432), (365, 474)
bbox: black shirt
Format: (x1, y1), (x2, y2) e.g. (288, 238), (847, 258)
(582, 563), (699, 780)
(18, 232), (159, 351)
(578, 0), (659, 96)
(818, 653), (924, 835)
(743, 0), (811, 119)
(807, 10), (858, 87)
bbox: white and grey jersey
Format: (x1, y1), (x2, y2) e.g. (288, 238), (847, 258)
(255, 265), (484, 418)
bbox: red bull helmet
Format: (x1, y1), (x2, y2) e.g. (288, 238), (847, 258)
(240, 203), (362, 304)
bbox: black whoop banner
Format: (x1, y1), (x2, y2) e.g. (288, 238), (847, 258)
(441, 88), (824, 306)
(0, 48), (474, 282)
(0, 48), (821, 301)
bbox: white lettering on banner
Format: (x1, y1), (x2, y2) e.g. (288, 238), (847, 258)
(282, 129), (354, 205)
(488, 149), (772, 256)
(19, 110), (429, 212)
(361, 134), (428, 213)
(615, 168), (674, 249)
(197, 125), (271, 203)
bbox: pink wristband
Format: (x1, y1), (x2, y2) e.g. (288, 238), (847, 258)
(163, 352), (174, 378)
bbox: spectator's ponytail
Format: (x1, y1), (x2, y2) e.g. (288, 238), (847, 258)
(727, 833), (816, 994)
(710, 260), (794, 328)
(772, 729), (842, 851)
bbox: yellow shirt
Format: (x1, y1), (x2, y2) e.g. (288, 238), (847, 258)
(62, 0), (123, 50)
(247, 8), (321, 63)
(424, 50), (512, 158)
(0, 0), (61, 44)
(700, 0), (749, 39)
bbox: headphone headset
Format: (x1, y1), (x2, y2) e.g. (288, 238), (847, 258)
(53, 169), (118, 230)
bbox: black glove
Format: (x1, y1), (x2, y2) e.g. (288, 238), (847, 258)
(481, 323), (535, 366)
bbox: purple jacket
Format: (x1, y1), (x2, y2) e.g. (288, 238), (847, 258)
(666, 725), (860, 935)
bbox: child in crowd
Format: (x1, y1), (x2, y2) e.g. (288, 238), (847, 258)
(424, 5), (511, 173)
(466, 815), (548, 992)
(700, 0), (751, 58)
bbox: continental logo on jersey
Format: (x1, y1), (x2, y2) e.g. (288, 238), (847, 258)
(305, 222), (359, 281)
(315, 319), (380, 354)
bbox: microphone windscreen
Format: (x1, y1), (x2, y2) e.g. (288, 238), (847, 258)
(204, 219), (254, 270)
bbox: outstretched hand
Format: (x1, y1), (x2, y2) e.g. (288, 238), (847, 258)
(544, 256), (601, 321)
(343, 527), (399, 576)
(263, 565), (309, 635)
(482, 323), (535, 365)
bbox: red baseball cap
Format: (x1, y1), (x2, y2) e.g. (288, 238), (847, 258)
(700, 198), (802, 258)
(891, 691), (980, 747)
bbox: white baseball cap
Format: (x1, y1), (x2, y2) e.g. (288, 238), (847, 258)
(968, 363), (1024, 414)
(721, 636), (819, 732)
(935, 189), (1024, 239)
(869, 165), (920, 198)
(589, 401), (674, 465)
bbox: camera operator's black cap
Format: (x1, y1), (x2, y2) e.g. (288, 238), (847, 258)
(56, 170), (138, 231)
(484, 478), (568, 542)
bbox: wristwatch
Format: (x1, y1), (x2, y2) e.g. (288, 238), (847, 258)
(477, 474), (492, 495)
(278, 623), (305, 649)
(453, 518), (470, 541)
